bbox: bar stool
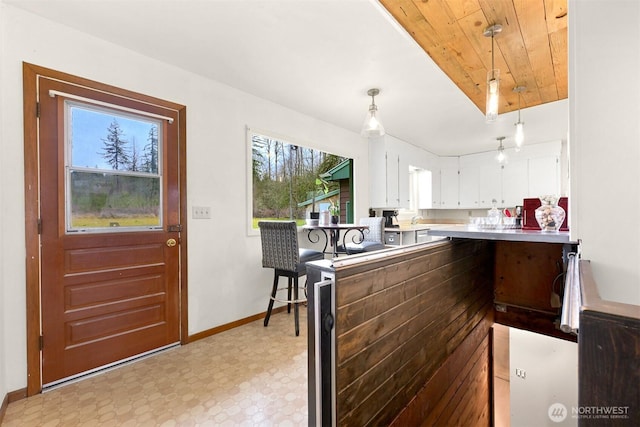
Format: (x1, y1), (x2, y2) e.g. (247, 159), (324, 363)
(343, 217), (386, 254)
(258, 221), (324, 336)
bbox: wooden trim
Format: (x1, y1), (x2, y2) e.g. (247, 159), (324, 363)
(23, 62), (42, 397)
(186, 306), (287, 343)
(0, 388), (28, 424)
(0, 392), (7, 424)
(580, 260), (640, 321)
(7, 388), (27, 403)
(178, 105), (189, 344)
(22, 62), (188, 395)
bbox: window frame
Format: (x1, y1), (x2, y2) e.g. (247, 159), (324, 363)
(63, 100), (165, 233)
(246, 126), (352, 236)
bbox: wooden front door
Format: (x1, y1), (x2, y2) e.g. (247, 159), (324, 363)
(23, 64), (187, 390)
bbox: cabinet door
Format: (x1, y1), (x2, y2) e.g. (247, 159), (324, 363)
(477, 163), (502, 208)
(369, 138), (387, 208)
(386, 152), (400, 207)
(459, 165), (479, 208)
(397, 154), (410, 209)
(430, 167), (441, 207)
(502, 159), (529, 207)
(439, 157), (459, 209)
(529, 156), (560, 198)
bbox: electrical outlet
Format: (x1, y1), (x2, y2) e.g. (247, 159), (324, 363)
(515, 368), (526, 379)
(192, 206), (211, 219)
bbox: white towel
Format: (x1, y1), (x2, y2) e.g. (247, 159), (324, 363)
(560, 253), (581, 334)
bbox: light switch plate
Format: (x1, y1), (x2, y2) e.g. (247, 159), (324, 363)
(192, 206), (211, 219)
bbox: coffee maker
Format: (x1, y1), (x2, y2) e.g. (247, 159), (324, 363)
(382, 210), (399, 228)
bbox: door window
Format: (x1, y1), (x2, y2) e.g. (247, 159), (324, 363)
(66, 102), (163, 232)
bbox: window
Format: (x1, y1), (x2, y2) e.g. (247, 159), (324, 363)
(248, 129), (351, 231)
(66, 102), (162, 232)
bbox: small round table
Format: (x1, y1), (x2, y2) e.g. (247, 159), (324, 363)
(302, 223), (369, 258)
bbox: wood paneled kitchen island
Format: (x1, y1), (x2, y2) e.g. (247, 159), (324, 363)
(306, 227), (582, 426)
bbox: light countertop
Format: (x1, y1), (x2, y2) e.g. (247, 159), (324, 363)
(427, 225), (576, 244)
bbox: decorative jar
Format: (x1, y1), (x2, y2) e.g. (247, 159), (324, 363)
(534, 195), (565, 232)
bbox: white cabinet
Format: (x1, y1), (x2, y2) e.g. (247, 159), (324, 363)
(369, 137), (409, 209)
(369, 137), (387, 208)
(386, 151), (400, 207)
(502, 158), (529, 206)
(398, 153), (410, 208)
(439, 157), (459, 209)
(478, 162), (502, 207)
(528, 156), (560, 198)
(459, 155), (481, 209)
(430, 166), (441, 207)
(455, 142), (562, 209)
(370, 139), (562, 211)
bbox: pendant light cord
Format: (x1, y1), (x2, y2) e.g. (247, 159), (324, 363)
(491, 31), (495, 80)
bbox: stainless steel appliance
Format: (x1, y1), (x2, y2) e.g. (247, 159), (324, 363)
(306, 261), (336, 427)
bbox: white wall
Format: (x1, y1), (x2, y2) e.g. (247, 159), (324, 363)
(0, 2), (7, 405)
(569, 0), (640, 305)
(0, 5), (369, 392)
(510, 328), (578, 426)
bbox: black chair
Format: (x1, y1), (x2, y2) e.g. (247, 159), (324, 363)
(344, 217), (386, 254)
(258, 221), (324, 336)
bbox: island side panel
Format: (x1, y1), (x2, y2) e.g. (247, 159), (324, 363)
(493, 240), (577, 342)
(333, 240), (495, 426)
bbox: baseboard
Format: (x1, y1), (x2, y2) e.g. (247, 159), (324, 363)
(0, 388), (27, 423)
(0, 392), (7, 424)
(187, 306), (286, 343)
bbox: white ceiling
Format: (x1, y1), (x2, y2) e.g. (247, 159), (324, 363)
(5, 0), (567, 156)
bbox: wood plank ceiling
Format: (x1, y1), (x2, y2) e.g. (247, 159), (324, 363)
(379, 0), (568, 115)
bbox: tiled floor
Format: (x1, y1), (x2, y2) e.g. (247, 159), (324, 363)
(4, 313), (511, 426)
(3, 312), (308, 426)
(493, 324), (511, 427)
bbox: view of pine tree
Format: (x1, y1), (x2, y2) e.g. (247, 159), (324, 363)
(130, 136), (140, 172)
(142, 125), (159, 174)
(99, 119), (130, 170)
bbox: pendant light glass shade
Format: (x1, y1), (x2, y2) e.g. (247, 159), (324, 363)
(484, 24), (502, 123)
(361, 88), (385, 137)
(486, 69), (500, 123)
(495, 136), (507, 163)
(514, 121), (524, 149)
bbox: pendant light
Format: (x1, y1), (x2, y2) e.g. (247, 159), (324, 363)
(361, 88), (385, 137)
(483, 24), (502, 123)
(513, 86), (526, 151)
(495, 136), (507, 163)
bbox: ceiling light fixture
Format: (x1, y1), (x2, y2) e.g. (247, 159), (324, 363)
(483, 24), (502, 123)
(361, 88), (385, 137)
(513, 86), (526, 151)
(495, 136), (507, 163)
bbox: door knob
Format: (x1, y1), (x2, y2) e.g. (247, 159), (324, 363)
(166, 238), (177, 247)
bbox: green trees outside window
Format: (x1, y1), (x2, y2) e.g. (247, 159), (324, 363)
(251, 132), (346, 228)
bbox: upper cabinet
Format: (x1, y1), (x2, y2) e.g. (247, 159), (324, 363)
(439, 157), (460, 209)
(369, 138), (564, 211)
(369, 136), (410, 209)
(431, 141), (564, 209)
